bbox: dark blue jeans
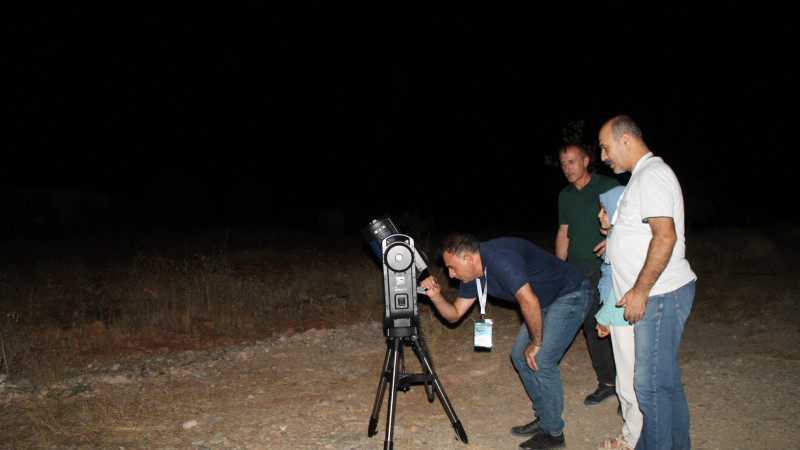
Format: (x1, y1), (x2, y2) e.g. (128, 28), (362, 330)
(510, 279), (592, 435)
(634, 281), (695, 450)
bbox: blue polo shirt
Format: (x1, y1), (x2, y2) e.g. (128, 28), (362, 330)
(457, 238), (585, 308)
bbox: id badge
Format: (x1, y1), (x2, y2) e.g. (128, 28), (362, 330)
(474, 319), (493, 349)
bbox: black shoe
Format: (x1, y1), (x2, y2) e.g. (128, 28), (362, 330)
(584, 383), (616, 405)
(519, 431), (565, 449)
(510, 417), (541, 436)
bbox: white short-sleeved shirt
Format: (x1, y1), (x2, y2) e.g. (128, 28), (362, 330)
(607, 153), (696, 298)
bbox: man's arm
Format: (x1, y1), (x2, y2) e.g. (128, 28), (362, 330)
(419, 276), (476, 323)
(555, 224), (569, 261)
(616, 217), (677, 323)
(515, 283), (543, 371)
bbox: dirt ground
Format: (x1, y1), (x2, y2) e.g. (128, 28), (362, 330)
(1, 282), (799, 450)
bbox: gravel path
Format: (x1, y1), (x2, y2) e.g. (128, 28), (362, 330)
(2, 305), (798, 449)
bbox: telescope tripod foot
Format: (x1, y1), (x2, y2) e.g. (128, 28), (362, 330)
(453, 420), (468, 443)
(368, 417), (379, 437)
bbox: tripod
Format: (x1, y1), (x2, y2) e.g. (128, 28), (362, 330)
(367, 325), (468, 449)
(360, 225), (467, 448)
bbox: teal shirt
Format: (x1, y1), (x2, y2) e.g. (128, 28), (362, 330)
(595, 281), (631, 327)
(558, 173), (621, 269)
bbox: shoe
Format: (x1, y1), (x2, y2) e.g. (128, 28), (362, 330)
(519, 431), (566, 449)
(584, 383), (616, 405)
(511, 417), (541, 436)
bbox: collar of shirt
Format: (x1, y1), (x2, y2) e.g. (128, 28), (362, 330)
(631, 152), (654, 175)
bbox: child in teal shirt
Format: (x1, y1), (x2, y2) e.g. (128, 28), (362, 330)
(595, 185), (641, 450)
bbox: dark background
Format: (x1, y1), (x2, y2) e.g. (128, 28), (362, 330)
(3, 3), (797, 238)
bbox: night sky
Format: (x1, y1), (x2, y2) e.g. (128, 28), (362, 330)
(4, 3), (797, 235)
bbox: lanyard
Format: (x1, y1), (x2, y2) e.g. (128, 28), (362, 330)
(476, 268), (488, 319)
(611, 193), (624, 226)
(611, 152), (653, 226)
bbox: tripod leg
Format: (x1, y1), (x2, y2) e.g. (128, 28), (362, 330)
(412, 342), (469, 443)
(368, 340), (392, 437)
(383, 337), (402, 450)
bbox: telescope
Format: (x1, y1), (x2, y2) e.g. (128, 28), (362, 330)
(361, 214), (467, 449)
(362, 215), (429, 334)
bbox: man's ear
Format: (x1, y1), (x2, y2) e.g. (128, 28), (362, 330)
(621, 133), (632, 149)
(462, 252), (473, 265)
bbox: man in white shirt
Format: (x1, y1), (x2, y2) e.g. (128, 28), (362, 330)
(599, 115), (697, 449)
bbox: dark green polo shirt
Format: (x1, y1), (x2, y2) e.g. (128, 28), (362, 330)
(557, 173), (621, 269)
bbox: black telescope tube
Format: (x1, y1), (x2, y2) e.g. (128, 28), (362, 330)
(362, 215), (400, 261)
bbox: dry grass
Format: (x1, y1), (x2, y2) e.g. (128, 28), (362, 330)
(685, 223), (800, 323)
(0, 228), (387, 385)
(0, 222), (797, 387)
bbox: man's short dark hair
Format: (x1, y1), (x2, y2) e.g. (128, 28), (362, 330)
(558, 142), (590, 158)
(440, 233), (480, 257)
(610, 115), (643, 141)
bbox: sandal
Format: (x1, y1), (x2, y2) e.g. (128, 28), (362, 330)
(597, 434), (633, 450)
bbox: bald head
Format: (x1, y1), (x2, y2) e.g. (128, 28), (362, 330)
(598, 115), (650, 174)
(606, 115), (644, 143)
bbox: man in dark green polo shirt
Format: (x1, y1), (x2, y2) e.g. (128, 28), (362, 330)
(556, 143), (621, 406)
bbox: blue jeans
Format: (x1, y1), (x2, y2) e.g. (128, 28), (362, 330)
(634, 281), (695, 450)
(510, 279), (592, 436)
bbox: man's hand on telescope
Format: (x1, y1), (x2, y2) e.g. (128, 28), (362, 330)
(420, 276), (441, 298)
(421, 276), (477, 324)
